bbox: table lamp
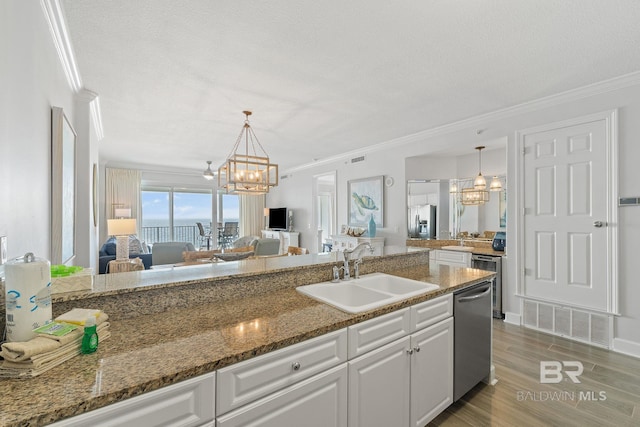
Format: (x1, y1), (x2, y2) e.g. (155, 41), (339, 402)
(107, 218), (137, 260)
(264, 208), (270, 229)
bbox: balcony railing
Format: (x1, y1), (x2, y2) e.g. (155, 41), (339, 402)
(141, 225), (201, 247)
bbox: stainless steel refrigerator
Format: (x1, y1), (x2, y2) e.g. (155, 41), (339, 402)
(408, 204), (436, 239)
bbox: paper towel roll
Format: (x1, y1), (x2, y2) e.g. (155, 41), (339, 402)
(5, 252), (52, 342)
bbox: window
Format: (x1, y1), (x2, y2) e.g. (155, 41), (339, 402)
(141, 188), (213, 246)
(219, 194), (239, 225)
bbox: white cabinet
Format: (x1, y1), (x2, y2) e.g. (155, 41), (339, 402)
(217, 329), (347, 414)
(49, 373), (216, 427)
(217, 365), (347, 427)
(410, 317), (453, 427)
(432, 249), (471, 268)
(261, 230), (300, 254)
(330, 235), (385, 256)
(347, 294), (453, 427)
(349, 337), (411, 427)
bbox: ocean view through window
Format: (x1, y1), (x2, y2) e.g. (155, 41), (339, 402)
(141, 189), (216, 246)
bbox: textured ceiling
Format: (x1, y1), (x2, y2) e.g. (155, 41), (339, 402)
(61, 0), (640, 173)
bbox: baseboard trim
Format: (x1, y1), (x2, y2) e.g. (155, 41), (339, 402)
(503, 312), (521, 325)
(613, 338), (640, 359)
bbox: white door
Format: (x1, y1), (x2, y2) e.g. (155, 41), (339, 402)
(520, 112), (617, 312)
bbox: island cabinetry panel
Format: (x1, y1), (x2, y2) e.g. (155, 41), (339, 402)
(49, 373), (216, 427)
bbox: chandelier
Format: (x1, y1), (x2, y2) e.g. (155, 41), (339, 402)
(454, 146), (490, 205)
(217, 111), (278, 195)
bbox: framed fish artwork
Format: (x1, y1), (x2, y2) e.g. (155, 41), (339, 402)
(348, 175), (384, 227)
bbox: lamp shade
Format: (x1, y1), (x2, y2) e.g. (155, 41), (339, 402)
(264, 208), (270, 216)
(114, 208), (131, 218)
(107, 218), (137, 236)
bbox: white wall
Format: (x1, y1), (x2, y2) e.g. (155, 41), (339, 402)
(269, 145), (412, 251)
(272, 81), (640, 356)
(0, 1), (76, 263)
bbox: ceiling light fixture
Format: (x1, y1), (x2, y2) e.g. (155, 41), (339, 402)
(218, 111), (278, 195)
(203, 160), (215, 180)
(459, 146), (490, 205)
(473, 146), (487, 190)
(489, 176), (503, 192)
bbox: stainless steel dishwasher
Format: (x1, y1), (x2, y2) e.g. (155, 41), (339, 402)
(453, 281), (492, 401)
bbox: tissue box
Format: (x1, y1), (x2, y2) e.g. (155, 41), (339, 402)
(50, 268), (93, 294)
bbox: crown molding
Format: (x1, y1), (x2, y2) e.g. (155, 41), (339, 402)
(40, 0), (81, 92)
(41, 0), (105, 141)
(286, 70), (640, 174)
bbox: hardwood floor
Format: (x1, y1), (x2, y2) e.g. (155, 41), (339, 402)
(430, 320), (640, 427)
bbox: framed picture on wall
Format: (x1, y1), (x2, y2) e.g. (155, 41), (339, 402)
(348, 175), (384, 227)
(51, 106), (77, 264)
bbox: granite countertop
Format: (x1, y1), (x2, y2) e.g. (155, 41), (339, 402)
(406, 239), (505, 257)
(0, 249), (493, 427)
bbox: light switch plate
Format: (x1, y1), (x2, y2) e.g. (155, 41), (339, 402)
(0, 236), (6, 264)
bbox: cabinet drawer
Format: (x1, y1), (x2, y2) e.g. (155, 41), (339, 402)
(411, 294), (453, 332)
(50, 373), (215, 427)
(217, 329), (347, 415)
(435, 250), (470, 265)
(217, 364), (348, 427)
(348, 308), (411, 358)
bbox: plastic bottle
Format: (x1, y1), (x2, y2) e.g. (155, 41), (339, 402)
(81, 316), (98, 354)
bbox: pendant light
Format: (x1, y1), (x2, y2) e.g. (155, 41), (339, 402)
(489, 176), (503, 191)
(461, 146), (490, 205)
(473, 146), (487, 190)
(217, 111), (278, 195)
(203, 160), (215, 180)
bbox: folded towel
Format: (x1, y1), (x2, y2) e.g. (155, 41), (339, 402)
(1, 312), (109, 362)
(2, 325), (110, 370)
(0, 330), (111, 378)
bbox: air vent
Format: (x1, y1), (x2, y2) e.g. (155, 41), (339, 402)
(350, 155), (366, 164)
(521, 298), (612, 348)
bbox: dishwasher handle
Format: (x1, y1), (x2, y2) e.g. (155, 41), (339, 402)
(457, 286), (491, 302)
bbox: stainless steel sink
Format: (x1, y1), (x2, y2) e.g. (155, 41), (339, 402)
(296, 273), (440, 313)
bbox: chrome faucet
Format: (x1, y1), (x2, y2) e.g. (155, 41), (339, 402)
(343, 242), (374, 262)
(342, 242), (374, 280)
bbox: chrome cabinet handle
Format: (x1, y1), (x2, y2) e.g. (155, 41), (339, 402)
(594, 221), (605, 228)
(292, 362), (301, 371)
(414, 346), (420, 353)
(406, 348), (414, 355)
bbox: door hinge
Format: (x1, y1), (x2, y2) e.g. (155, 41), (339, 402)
(522, 146), (531, 156)
(523, 267), (531, 276)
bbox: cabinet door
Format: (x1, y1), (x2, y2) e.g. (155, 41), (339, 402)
(434, 250), (471, 267)
(410, 317), (453, 427)
(217, 329), (347, 414)
(217, 365), (347, 427)
(348, 337), (411, 427)
(49, 373), (215, 427)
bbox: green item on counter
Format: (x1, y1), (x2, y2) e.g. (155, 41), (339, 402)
(50, 265), (84, 277)
(81, 316), (98, 354)
(33, 321), (78, 336)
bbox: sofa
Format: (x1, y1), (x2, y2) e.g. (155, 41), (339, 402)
(253, 238), (280, 256)
(98, 238), (152, 274)
(151, 242), (196, 266)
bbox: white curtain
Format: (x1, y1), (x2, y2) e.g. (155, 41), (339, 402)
(238, 194), (265, 237)
(106, 168), (142, 234)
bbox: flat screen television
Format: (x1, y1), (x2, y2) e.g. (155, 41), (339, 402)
(268, 207), (287, 230)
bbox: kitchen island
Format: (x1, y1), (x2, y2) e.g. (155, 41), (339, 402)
(0, 247), (493, 426)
